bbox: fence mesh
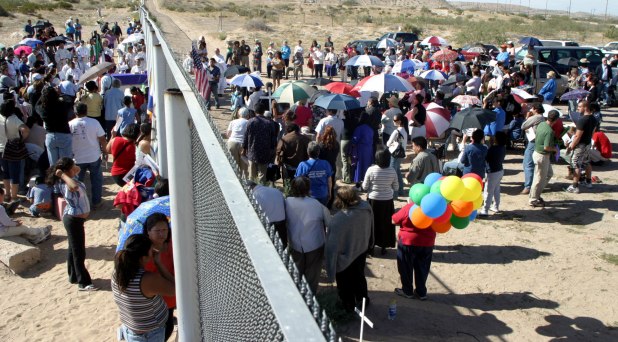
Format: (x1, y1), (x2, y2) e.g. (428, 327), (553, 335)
(141, 4), (337, 341)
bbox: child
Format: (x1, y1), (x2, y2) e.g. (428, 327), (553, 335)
(28, 176), (52, 217)
(116, 96), (136, 135)
(460, 129), (488, 179)
(479, 131), (507, 216)
(47, 157), (98, 291)
(0, 188), (51, 244)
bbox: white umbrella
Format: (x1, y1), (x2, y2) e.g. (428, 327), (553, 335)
(391, 60), (416, 74)
(120, 33), (145, 46)
(345, 55), (385, 67)
(376, 38), (397, 49)
(359, 73), (413, 93)
(542, 104), (564, 118)
(230, 74), (264, 88)
(420, 70), (446, 81)
(421, 36), (448, 47)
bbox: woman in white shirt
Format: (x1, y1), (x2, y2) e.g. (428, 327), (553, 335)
(386, 114), (408, 197)
(324, 48), (337, 80)
(465, 69), (482, 96)
(311, 45), (325, 79)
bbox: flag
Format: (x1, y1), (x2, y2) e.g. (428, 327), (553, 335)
(192, 42), (210, 99)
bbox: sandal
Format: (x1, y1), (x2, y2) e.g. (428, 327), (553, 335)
(529, 200), (545, 208)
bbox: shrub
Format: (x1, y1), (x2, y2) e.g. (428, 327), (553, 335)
(0, 4), (9, 16)
(244, 19), (273, 32)
(606, 27), (618, 40)
(218, 32), (227, 41)
(452, 8), (463, 16)
(402, 23), (423, 36)
(342, 0), (357, 6)
(358, 14), (372, 23)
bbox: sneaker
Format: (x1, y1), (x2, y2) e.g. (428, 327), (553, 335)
(6, 200), (21, 215)
(489, 206), (500, 213)
(478, 209), (489, 216)
(529, 200), (545, 208)
(78, 284), (99, 292)
(564, 185), (580, 194)
(394, 288), (414, 299)
(30, 226), (52, 244)
(413, 290), (428, 301)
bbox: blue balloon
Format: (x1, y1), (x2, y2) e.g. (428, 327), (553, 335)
(420, 193), (447, 219)
(409, 204), (419, 218)
(469, 210), (478, 221)
(424, 172), (442, 187)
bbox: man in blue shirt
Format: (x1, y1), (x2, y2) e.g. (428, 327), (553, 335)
(460, 129), (488, 179)
(281, 40), (291, 68)
(295, 142), (333, 206)
(484, 98), (506, 144)
(24, 20), (34, 37)
(538, 71), (557, 104)
(496, 44), (510, 64)
(206, 58), (221, 110)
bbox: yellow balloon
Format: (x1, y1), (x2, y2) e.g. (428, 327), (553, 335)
(461, 177), (482, 201)
(440, 176), (465, 201)
(472, 194), (483, 210)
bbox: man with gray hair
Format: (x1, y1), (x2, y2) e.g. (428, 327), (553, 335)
(529, 110), (558, 207)
(103, 78), (125, 138)
(227, 107), (249, 179)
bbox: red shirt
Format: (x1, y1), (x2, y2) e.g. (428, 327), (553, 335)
(593, 131), (612, 159)
(551, 119), (564, 139)
(294, 105), (312, 128)
(144, 241), (176, 308)
(132, 93), (145, 112)
(110, 137), (136, 176)
(392, 203), (436, 247)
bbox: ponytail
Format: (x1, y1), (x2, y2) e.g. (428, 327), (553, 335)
(46, 157), (75, 186)
(114, 235), (152, 292)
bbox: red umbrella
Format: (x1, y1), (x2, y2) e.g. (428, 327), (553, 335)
(431, 49), (458, 62)
(350, 75), (372, 93)
(324, 82), (360, 97)
(14, 45), (32, 56)
(423, 102), (451, 138)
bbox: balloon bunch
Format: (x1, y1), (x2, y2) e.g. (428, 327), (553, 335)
(408, 172), (483, 234)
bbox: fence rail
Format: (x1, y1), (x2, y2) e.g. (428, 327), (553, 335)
(139, 3), (337, 341)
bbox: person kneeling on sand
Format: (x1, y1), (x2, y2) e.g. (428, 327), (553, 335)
(0, 187), (51, 244)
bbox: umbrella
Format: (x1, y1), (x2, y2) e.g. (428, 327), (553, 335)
(33, 20), (53, 29)
(421, 36), (448, 46)
(308, 89), (331, 104)
(116, 196), (171, 252)
(224, 65), (250, 78)
(450, 107), (496, 131)
(467, 46), (486, 53)
(120, 33), (145, 46)
(345, 55), (385, 67)
(556, 57), (579, 68)
(305, 77), (333, 86)
(78, 62), (115, 85)
(314, 94), (361, 110)
(420, 70), (446, 81)
(542, 104), (564, 118)
(424, 102), (451, 138)
(376, 38), (397, 49)
(14, 46), (32, 56)
(324, 82), (360, 97)
(519, 37), (542, 47)
(44, 36), (69, 47)
(230, 74), (263, 88)
(272, 81), (316, 103)
(560, 88), (590, 101)
(510, 88), (536, 103)
(359, 73), (414, 93)
(18, 38), (43, 48)
(410, 59), (425, 70)
(431, 49), (458, 62)
(391, 59), (415, 74)
(442, 74), (469, 86)
(452, 95), (481, 106)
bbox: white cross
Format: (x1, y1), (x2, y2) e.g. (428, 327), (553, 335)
(354, 297), (374, 342)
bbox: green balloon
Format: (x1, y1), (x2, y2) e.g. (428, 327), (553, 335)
(409, 183), (430, 205)
(430, 180), (443, 194)
(450, 214), (470, 229)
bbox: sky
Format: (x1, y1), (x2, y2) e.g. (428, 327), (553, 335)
(448, 0), (618, 17)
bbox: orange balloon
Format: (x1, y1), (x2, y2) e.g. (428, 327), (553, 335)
(431, 221), (452, 234)
(411, 206), (433, 229)
(450, 200), (474, 217)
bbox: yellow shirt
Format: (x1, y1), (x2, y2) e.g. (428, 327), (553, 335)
(79, 92), (103, 118)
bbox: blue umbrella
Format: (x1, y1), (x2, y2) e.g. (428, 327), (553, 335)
(391, 59), (415, 74)
(420, 70), (447, 81)
(116, 196), (171, 252)
(519, 37), (543, 47)
(229, 74), (263, 88)
(18, 38), (43, 48)
(314, 94), (361, 110)
(560, 88), (590, 101)
(345, 55), (385, 67)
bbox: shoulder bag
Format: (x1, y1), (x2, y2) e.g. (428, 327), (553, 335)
(391, 130), (406, 159)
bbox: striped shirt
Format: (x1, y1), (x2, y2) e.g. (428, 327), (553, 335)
(112, 269), (168, 333)
(58, 180), (90, 216)
(362, 165), (399, 201)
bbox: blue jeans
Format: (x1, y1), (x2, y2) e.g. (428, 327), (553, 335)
(390, 157), (404, 195)
(118, 324), (165, 342)
(45, 133), (73, 166)
(397, 242), (433, 297)
(1, 158), (25, 184)
(523, 141), (536, 189)
(77, 158), (103, 206)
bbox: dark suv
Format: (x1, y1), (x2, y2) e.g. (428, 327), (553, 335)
(377, 32), (420, 49)
(515, 46), (604, 74)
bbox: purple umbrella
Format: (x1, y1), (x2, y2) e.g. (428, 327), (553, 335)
(560, 88), (590, 101)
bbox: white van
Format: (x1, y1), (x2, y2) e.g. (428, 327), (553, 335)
(539, 40), (579, 47)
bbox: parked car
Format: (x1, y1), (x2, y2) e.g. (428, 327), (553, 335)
(530, 62), (569, 97)
(348, 39), (379, 56)
(377, 32), (419, 50)
(600, 42), (618, 55)
(515, 46), (604, 75)
(539, 40), (579, 47)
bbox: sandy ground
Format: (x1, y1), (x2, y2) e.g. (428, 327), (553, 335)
(1, 1), (618, 341)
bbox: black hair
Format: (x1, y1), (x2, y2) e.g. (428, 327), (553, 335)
(289, 176), (310, 197)
(143, 213), (171, 243)
(85, 80), (98, 92)
(375, 149), (391, 168)
(471, 129), (484, 143)
(254, 102), (267, 115)
(494, 131), (507, 146)
(286, 123), (299, 134)
(75, 102), (88, 116)
(154, 177), (169, 197)
(46, 157), (75, 186)
(114, 234), (152, 292)
(411, 136), (428, 150)
(136, 123), (151, 145)
(123, 96), (132, 106)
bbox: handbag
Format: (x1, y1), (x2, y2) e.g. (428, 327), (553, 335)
(390, 131), (406, 159)
(2, 119), (28, 161)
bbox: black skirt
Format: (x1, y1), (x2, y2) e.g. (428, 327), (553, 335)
(368, 198), (396, 248)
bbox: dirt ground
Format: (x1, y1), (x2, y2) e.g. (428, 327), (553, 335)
(1, 1), (618, 341)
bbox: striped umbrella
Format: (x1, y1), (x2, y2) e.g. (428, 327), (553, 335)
(230, 74), (263, 88)
(376, 38), (397, 49)
(431, 49), (459, 62)
(314, 94), (361, 110)
(345, 55), (385, 67)
(421, 36), (448, 47)
(420, 70), (446, 81)
(391, 59), (416, 74)
(324, 82), (360, 97)
(451, 95), (481, 106)
(359, 73), (414, 93)
(272, 81), (316, 104)
(424, 102), (451, 138)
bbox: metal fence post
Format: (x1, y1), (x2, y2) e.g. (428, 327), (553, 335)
(165, 89), (200, 341)
(153, 42), (168, 176)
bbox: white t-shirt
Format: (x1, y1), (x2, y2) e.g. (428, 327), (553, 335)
(226, 118), (248, 143)
(294, 45), (304, 55)
(69, 117), (105, 164)
(315, 116), (344, 141)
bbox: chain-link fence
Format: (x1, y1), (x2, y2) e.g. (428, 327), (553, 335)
(140, 3), (337, 341)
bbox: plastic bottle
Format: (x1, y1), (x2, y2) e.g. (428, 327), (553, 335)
(387, 299), (397, 320)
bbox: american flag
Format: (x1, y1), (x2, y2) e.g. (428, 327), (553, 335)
(191, 42), (210, 99)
